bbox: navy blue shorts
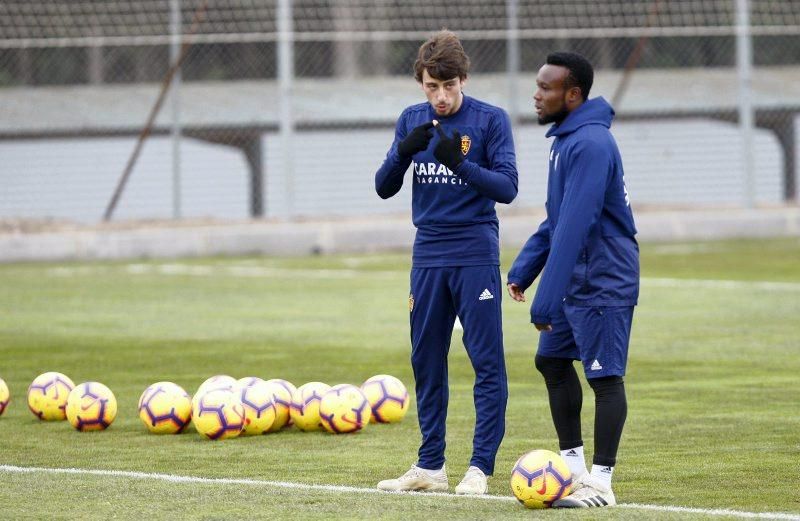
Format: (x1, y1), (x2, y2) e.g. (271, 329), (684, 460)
(537, 304), (634, 379)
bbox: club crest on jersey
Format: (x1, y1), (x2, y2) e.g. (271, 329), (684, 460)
(408, 294), (414, 312)
(460, 135), (471, 155)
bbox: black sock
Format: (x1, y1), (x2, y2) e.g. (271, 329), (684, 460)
(535, 355), (583, 449)
(588, 376), (627, 467)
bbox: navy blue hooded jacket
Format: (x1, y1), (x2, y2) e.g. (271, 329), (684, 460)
(375, 95), (518, 267)
(507, 97), (639, 325)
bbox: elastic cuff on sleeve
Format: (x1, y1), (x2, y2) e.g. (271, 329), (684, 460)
(531, 314), (551, 325)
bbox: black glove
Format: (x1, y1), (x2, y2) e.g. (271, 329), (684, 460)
(433, 124), (465, 171)
(397, 121), (435, 158)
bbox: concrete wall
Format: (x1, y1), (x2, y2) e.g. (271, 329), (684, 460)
(1, 207), (797, 263)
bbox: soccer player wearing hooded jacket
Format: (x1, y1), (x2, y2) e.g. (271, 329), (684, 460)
(374, 30), (518, 495)
(507, 52), (639, 508)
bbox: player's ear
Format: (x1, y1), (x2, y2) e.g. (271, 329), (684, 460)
(567, 85), (582, 104)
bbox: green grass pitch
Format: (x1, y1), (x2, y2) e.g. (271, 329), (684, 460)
(0, 238), (798, 520)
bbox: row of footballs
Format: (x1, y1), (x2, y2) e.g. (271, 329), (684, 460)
(2, 375), (573, 509)
(0, 373), (410, 439)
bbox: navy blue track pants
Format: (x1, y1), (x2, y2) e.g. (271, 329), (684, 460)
(409, 265), (508, 475)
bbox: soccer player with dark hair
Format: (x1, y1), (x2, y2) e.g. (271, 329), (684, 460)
(374, 30), (518, 495)
(507, 51), (639, 508)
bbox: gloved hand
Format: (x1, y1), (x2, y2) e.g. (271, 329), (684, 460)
(433, 123), (465, 171)
(397, 121), (435, 158)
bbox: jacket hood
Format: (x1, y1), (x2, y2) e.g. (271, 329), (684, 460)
(546, 96), (615, 138)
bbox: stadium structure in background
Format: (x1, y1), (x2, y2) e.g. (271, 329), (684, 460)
(0, 0), (798, 223)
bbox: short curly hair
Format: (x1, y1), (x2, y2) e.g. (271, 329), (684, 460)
(413, 30), (470, 83)
(546, 51), (594, 101)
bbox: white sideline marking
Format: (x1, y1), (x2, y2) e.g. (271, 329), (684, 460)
(1, 465), (798, 520)
(619, 503), (800, 520)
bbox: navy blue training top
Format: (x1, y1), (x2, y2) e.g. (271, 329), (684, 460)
(375, 95), (518, 267)
(507, 97), (639, 325)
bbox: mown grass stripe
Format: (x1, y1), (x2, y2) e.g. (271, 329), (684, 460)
(42, 262), (800, 292)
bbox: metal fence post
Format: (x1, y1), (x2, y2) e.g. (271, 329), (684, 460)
(736, 0), (755, 208)
(170, 0), (183, 219)
(506, 0), (520, 129)
(278, 0), (295, 219)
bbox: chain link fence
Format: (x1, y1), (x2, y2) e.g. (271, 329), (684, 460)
(1, 0), (798, 224)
